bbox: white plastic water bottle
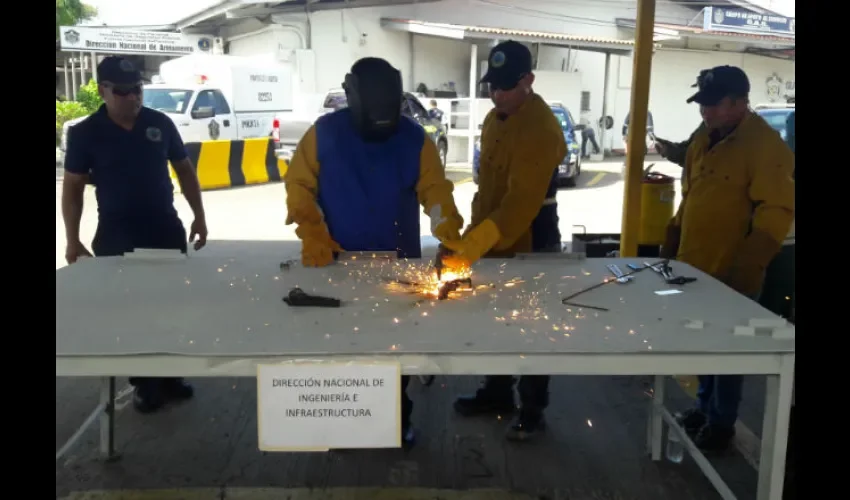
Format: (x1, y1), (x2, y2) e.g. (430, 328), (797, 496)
(665, 430), (684, 464)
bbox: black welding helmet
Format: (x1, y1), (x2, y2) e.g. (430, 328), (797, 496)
(343, 57), (403, 142)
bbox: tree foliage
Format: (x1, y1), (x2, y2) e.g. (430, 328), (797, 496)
(77, 78), (104, 113)
(56, 0), (98, 38)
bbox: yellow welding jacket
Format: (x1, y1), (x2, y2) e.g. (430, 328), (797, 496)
(284, 112), (463, 258)
(676, 111), (795, 278)
(472, 93), (567, 256)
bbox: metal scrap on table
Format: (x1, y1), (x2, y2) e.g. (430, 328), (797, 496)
(283, 287), (341, 308)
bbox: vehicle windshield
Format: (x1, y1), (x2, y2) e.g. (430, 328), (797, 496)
(143, 89), (194, 114)
(323, 92), (348, 110)
(550, 107), (572, 131)
(757, 109), (793, 141)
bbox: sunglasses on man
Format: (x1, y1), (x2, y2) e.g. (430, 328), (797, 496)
(103, 83), (142, 97)
(488, 73), (528, 92)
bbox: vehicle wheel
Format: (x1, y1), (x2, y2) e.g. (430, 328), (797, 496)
(564, 176), (577, 188)
(438, 140), (448, 167)
(575, 155), (582, 177)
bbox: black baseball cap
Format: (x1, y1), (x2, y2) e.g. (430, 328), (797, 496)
(480, 40), (532, 91)
(97, 56), (147, 86)
(686, 65), (750, 106)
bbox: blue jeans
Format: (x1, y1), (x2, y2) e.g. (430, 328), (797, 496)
(696, 289), (761, 429)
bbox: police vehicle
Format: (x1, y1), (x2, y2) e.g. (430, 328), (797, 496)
(473, 102), (584, 187)
(60, 55), (292, 156)
(274, 90), (449, 167)
(754, 102), (795, 142)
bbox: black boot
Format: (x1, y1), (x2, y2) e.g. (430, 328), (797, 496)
(401, 424), (415, 450)
(162, 378), (195, 401)
(675, 408), (707, 436)
(454, 388), (516, 417)
(132, 381), (166, 414)
(505, 407), (546, 441)
(693, 424), (735, 452)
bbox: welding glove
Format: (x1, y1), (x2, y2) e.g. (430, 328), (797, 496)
(722, 229), (782, 298)
(296, 223), (344, 267)
(429, 205), (463, 243)
(441, 219), (501, 268)
(660, 221), (681, 259)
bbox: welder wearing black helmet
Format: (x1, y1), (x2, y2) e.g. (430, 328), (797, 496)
(285, 57), (464, 448)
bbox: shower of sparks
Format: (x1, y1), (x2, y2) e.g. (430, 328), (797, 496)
(379, 260), (473, 299)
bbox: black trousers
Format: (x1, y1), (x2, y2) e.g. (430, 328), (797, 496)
(92, 215), (188, 391)
(401, 375), (412, 428)
(481, 375), (549, 412)
(478, 242), (556, 412)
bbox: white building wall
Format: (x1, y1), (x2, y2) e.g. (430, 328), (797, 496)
(411, 34), (472, 97)
(250, 0), (703, 98)
(223, 0), (795, 159)
(535, 45), (795, 149)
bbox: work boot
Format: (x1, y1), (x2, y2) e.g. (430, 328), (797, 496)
(675, 408), (707, 436)
(162, 378), (195, 401)
(693, 424), (735, 452)
(453, 388), (516, 417)
(402, 424), (416, 450)
(505, 408), (546, 442)
(133, 383), (166, 414)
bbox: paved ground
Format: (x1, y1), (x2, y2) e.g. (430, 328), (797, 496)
(56, 158), (768, 499)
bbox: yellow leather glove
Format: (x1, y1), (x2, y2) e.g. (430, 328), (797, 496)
(429, 204), (463, 243)
(296, 223), (344, 267)
(723, 229), (781, 297)
(441, 219), (501, 268)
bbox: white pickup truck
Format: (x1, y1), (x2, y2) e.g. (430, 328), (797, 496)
(60, 54), (293, 157)
(274, 89), (449, 166)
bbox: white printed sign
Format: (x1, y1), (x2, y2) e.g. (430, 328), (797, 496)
(257, 362), (401, 451)
(59, 26), (215, 56)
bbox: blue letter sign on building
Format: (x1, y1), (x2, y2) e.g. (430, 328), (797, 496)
(703, 7), (795, 37)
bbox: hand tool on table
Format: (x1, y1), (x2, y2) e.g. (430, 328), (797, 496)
(435, 244), (452, 280)
(561, 261), (657, 311)
(607, 264), (633, 284)
(437, 277), (472, 301)
(283, 287), (342, 308)
(644, 261), (697, 285)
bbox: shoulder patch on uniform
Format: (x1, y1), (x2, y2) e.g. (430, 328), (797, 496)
(146, 126), (162, 142)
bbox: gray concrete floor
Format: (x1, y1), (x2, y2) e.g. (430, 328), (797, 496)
(56, 375), (758, 499)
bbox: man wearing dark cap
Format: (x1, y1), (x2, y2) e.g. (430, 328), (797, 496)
(61, 56), (209, 414)
(443, 41), (566, 441)
(285, 57), (464, 448)
(663, 65), (794, 451)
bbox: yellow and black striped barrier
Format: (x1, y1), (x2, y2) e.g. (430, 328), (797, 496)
(170, 137), (289, 192)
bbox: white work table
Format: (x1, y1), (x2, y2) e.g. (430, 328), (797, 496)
(56, 242), (794, 500)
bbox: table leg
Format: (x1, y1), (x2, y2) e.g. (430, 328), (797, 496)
(757, 354), (794, 500)
(647, 374), (665, 460)
(99, 376), (120, 462)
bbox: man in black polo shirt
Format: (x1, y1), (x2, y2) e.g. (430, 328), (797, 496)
(61, 56), (209, 414)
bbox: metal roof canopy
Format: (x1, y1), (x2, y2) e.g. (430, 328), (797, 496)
(616, 18), (795, 51)
(380, 18), (639, 56)
(176, 0), (440, 32)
